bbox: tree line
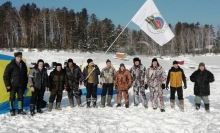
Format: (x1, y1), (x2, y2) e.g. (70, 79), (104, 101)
(0, 1), (220, 55)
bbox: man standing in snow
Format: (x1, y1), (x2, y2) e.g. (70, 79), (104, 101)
(166, 61), (187, 111)
(100, 59), (116, 108)
(190, 62), (214, 113)
(28, 59), (49, 115)
(48, 63), (68, 111)
(145, 58), (166, 112)
(83, 59), (100, 108)
(65, 59), (83, 107)
(3, 52), (28, 116)
(115, 63), (132, 108)
(130, 57), (148, 108)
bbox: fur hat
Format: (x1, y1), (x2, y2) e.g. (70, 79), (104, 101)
(87, 58), (93, 64)
(56, 63), (62, 67)
(152, 58), (158, 62)
(199, 62), (205, 67)
(120, 63), (125, 68)
(14, 52), (22, 57)
(173, 61), (178, 65)
(106, 59), (111, 64)
(133, 57), (140, 63)
(68, 58), (73, 63)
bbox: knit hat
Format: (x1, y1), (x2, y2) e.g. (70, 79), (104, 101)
(173, 60), (178, 65)
(152, 58), (158, 62)
(120, 63), (125, 68)
(68, 58), (73, 63)
(106, 59), (111, 64)
(87, 58), (93, 64)
(133, 57), (140, 63)
(14, 52), (22, 57)
(199, 62), (205, 67)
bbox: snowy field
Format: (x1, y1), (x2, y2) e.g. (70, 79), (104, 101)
(0, 50), (220, 133)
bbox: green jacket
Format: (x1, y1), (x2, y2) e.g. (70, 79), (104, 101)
(49, 69), (68, 90)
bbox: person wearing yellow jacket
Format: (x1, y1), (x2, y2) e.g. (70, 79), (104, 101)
(166, 61), (187, 111)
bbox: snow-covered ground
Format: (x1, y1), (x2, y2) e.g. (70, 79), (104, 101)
(0, 51), (220, 133)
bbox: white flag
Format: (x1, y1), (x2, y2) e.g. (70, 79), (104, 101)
(131, 0), (175, 46)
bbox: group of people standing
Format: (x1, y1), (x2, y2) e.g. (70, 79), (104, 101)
(3, 52), (215, 116)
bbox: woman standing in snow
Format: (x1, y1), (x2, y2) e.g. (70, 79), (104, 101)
(145, 58), (166, 112)
(190, 62), (214, 113)
(28, 59), (49, 116)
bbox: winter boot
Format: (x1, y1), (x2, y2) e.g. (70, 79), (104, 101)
(18, 101), (26, 115)
(106, 95), (113, 107)
(179, 100), (184, 111)
(205, 104), (210, 113)
(55, 102), (62, 110)
(100, 96), (106, 108)
(134, 96), (139, 106)
(86, 98), (91, 108)
(170, 99), (175, 108)
(9, 101), (15, 116)
(48, 103), (53, 112)
(161, 109), (165, 112)
(69, 98), (74, 108)
(125, 104), (129, 108)
(92, 98), (97, 108)
(30, 104), (35, 116)
(195, 103), (200, 110)
(37, 103), (43, 113)
(116, 104), (121, 107)
(76, 98), (84, 107)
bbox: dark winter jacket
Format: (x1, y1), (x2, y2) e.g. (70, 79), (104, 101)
(49, 68), (68, 90)
(83, 64), (100, 86)
(166, 66), (186, 88)
(190, 69), (214, 96)
(3, 59), (28, 89)
(28, 67), (49, 90)
(65, 63), (83, 90)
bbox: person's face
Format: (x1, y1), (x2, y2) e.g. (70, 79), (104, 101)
(89, 61), (94, 66)
(199, 66), (205, 71)
(120, 66), (125, 71)
(153, 61), (157, 67)
(68, 62), (73, 67)
(135, 61), (140, 66)
(106, 62), (111, 68)
(15, 56), (22, 62)
(173, 64), (178, 69)
(38, 62), (44, 68)
(56, 66), (61, 71)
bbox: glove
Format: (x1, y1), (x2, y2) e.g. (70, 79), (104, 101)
(114, 86), (117, 90)
(79, 81), (82, 85)
(183, 85), (187, 89)
(145, 84), (148, 90)
(161, 84), (165, 90)
(165, 85), (169, 90)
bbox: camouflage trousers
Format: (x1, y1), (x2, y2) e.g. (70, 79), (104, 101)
(149, 86), (165, 109)
(133, 86), (148, 106)
(117, 90), (129, 104)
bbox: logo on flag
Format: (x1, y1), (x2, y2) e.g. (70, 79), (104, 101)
(145, 13), (168, 34)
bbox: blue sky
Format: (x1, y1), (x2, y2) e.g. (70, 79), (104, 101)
(1, 0), (220, 32)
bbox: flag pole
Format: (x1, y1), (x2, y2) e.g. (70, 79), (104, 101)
(83, 20), (132, 81)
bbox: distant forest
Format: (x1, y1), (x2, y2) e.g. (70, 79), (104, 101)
(0, 1), (220, 55)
